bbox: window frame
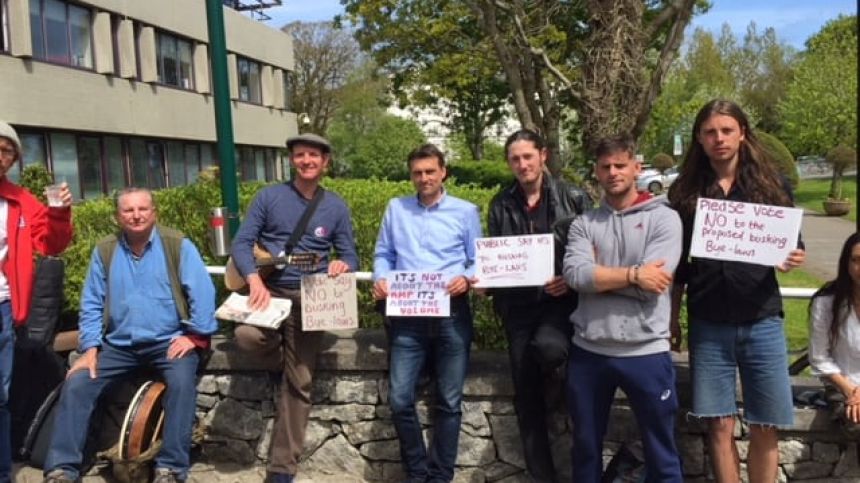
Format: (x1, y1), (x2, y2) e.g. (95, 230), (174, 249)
(237, 55), (262, 105)
(29, 0), (94, 70)
(156, 30), (195, 90)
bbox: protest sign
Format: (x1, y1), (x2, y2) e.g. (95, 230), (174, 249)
(386, 271), (450, 317)
(473, 234), (554, 287)
(690, 197), (803, 266)
(300, 273), (358, 331)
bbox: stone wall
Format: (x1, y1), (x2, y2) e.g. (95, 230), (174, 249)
(194, 329), (860, 482)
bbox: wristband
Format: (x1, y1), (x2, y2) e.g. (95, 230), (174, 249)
(633, 264), (641, 285)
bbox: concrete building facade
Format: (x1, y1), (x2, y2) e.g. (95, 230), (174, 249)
(0, 0), (296, 199)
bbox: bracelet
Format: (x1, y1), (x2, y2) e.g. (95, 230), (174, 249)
(633, 264), (641, 285)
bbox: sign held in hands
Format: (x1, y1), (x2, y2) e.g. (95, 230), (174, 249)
(386, 271), (450, 317)
(473, 234), (554, 288)
(301, 273), (358, 331)
(690, 197), (803, 267)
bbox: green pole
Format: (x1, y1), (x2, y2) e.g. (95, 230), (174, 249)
(205, 0), (240, 237)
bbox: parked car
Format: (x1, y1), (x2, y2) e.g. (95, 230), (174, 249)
(637, 166), (679, 193)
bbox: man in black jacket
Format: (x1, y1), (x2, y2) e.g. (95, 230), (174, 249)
(485, 129), (591, 483)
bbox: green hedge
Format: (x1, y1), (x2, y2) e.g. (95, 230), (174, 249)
(56, 178), (507, 349)
(446, 160), (514, 190)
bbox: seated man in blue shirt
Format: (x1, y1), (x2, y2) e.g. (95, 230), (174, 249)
(43, 188), (216, 483)
(372, 144), (482, 483)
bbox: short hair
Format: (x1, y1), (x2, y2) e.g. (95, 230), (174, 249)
(406, 144), (446, 169)
(593, 133), (636, 160)
(114, 187), (155, 212)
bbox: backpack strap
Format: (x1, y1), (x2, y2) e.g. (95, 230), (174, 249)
(156, 225), (189, 322)
(96, 226), (190, 331)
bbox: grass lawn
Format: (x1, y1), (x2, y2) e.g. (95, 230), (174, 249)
(794, 176), (857, 222)
(777, 269), (823, 353)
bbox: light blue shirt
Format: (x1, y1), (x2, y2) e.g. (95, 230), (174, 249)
(78, 227), (217, 352)
(373, 192), (482, 282)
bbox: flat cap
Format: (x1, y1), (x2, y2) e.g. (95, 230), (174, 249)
(286, 133), (331, 153)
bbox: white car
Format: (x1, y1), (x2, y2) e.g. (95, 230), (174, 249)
(637, 166), (679, 194)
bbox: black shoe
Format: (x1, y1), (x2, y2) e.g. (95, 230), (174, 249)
(267, 472), (295, 483)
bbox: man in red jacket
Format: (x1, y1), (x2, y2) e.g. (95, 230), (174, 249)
(0, 120), (73, 483)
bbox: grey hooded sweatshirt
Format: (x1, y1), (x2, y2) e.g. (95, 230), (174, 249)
(562, 195), (682, 357)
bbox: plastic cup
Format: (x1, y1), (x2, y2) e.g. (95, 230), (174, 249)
(45, 184), (64, 207)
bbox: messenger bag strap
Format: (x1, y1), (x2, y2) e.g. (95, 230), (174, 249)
(284, 186), (325, 256)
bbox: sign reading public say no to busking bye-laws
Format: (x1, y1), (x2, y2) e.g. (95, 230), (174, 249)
(300, 273), (358, 331)
(386, 271), (450, 317)
(473, 234), (554, 288)
(690, 197), (803, 267)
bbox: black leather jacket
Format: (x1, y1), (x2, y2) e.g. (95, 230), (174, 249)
(487, 176), (592, 312)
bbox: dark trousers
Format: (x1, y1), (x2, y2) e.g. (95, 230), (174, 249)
(502, 303), (571, 483)
(566, 345), (682, 483)
(233, 287), (322, 476)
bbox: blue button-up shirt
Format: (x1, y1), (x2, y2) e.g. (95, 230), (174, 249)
(78, 228), (217, 352)
(373, 192), (482, 281)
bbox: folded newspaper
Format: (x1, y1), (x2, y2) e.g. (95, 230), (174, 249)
(215, 292), (292, 330)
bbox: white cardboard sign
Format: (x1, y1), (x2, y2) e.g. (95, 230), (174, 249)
(690, 197), (803, 267)
(300, 273), (359, 331)
(386, 271), (450, 317)
(474, 234), (554, 287)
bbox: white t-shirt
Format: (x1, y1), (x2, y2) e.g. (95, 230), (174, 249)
(810, 294), (860, 386)
(0, 198), (9, 301)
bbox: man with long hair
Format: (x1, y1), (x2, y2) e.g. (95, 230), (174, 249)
(668, 99), (805, 483)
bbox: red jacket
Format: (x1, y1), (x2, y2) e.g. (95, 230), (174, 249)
(0, 178), (73, 325)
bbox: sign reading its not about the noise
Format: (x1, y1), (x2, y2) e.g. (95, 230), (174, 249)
(386, 271), (450, 317)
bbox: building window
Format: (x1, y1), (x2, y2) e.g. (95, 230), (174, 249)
(30, 0), (93, 68)
(104, 136), (126, 193)
(237, 56), (262, 104)
(129, 139), (166, 190)
(77, 136), (103, 200)
(157, 31), (193, 89)
(49, 132), (81, 198)
(283, 70), (293, 111)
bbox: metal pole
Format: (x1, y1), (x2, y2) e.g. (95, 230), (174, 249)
(205, 0), (240, 237)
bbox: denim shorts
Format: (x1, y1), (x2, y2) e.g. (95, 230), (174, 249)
(688, 316), (794, 427)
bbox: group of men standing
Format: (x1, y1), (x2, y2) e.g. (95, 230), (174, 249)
(0, 97), (806, 483)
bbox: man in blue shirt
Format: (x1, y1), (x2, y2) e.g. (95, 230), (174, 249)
(373, 144), (482, 483)
(231, 133), (358, 483)
(43, 188), (216, 483)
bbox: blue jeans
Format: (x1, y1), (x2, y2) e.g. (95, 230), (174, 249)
(566, 345), (682, 483)
(689, 316), (794, 427)
(388, 303), (473, 482)
(0, 302), (14, 483)
(45, 340), (199, 480)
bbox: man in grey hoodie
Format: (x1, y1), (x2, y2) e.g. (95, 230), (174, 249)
(562, 133), (683, 482)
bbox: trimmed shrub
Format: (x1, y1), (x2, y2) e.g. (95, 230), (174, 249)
(19, 164), (53, 205)
(446, 160), (514, 189)
(825, 144), (856, 199)
(757, 132), (799, 188)
(651, 153), (675, 172)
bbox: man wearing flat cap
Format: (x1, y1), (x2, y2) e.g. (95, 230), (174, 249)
(231, 133), (358, 483)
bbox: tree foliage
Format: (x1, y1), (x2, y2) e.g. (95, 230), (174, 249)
(342, 0), (702, 173)
(825, 144), (856, 199)
(326, 63), (426, 180)
(779, 15), (858, 156)
(640, 22), (796, 158)
(652, 153), (675, 172)
(282, 21), (361, 135)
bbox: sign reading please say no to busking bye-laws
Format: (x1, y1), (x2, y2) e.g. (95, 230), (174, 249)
(386, 271), (450, 317)
(473, 234), (554, 288)
(691, 197), (802, 267)
(300, 273), (358, 331)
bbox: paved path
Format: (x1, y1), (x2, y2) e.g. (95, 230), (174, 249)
(799, 210), (856, 281)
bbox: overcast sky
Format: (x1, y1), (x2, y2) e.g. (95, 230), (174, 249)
(259, 0), (856, 49)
